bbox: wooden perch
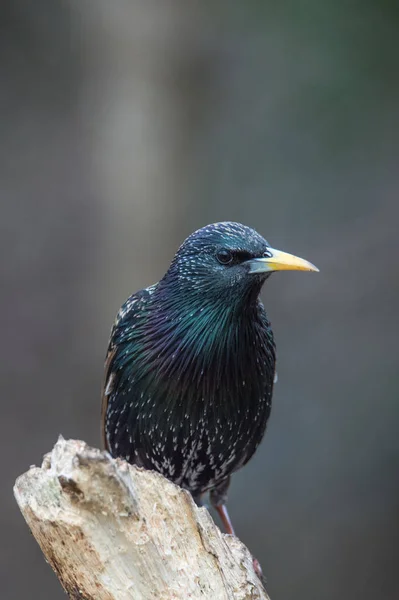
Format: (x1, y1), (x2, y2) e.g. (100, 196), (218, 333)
(14, 438), (270, 600)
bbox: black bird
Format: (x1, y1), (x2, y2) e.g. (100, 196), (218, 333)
(102, 222), (318, 543)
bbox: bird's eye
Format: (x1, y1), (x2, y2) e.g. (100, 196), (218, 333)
(217, 249), (233, 265)
(263, 250), (272, 258)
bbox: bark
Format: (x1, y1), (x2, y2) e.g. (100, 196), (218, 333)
(14, 437), (270, 600)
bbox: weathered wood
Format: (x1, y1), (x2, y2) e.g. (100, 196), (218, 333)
(14, 438), (270, 600)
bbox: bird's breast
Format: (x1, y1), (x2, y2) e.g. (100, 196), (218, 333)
(135, 336), (274, 493)
(181, 361), (273, 490)
(106, 302), (276, 493)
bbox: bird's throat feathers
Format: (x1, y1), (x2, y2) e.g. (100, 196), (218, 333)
(143, 278), (272, 403)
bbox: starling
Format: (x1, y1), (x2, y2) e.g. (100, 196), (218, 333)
(101, 222), (318, 545)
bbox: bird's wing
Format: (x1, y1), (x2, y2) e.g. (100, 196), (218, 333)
(101, 285), (156, 451)
(101, 345), (116, 451)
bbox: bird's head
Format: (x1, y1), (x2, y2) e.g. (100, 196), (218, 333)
(162, 222), (318, 307)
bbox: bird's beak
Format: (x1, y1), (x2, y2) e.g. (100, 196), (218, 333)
(247, 248), (319, 274)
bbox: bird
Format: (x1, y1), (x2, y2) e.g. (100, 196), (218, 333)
(101, 222), (318, 554)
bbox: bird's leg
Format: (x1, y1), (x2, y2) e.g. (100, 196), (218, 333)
(192, 492), (209, 509)
(192, 492), (203, 506)
(210, 477), (235, 535)
(210, 477), (263, 580)
(215, 504), (236, 536)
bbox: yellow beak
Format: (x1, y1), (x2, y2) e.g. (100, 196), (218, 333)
(247, 248), (319, 274)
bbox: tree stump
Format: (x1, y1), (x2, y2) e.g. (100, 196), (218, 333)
(14, 437), (270, 599)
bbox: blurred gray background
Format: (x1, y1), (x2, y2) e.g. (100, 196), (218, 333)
(2, 1), (398, 598)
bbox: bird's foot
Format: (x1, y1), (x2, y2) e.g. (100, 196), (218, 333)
(252, 556), (267, 586)
(253, 557), (262, 578)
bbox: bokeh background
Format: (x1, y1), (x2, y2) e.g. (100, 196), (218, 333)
(2, 1), (399, 599)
